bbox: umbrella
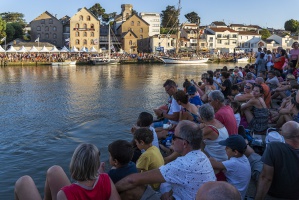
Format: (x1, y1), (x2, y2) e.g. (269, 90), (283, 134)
(17, 46), (28, 53)
(60, 46), (70, 52)
(6, 46), (17, 53)
(29, 46), (39, 52)
(39, 46), (49, 52)
(49, 46), (60, 53)
(70, 46), (79, 52)
(0, 46), (5, 52)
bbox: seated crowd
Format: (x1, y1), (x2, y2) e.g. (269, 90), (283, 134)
(14, 62), (299, 200)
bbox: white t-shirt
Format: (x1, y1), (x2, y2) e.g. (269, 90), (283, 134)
(149, 126), (159, 149)
(234, 113), (241, 127)
(222, 155), (251, 200)
(168, 97), (181, 124)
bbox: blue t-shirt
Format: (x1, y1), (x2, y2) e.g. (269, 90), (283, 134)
(108, 161), (138, 183)
(189, 96), (203, 106)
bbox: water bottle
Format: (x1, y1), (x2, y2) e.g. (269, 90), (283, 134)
(165, 139), (171, 148)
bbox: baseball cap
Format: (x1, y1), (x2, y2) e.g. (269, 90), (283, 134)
(187, 85), (196, 95)
(219, 135), (247, 153)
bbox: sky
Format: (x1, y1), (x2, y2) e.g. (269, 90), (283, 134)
(1, 0), (299, 29)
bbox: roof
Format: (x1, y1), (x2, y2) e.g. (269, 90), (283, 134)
(247, 25), (261, 29)
(31, 11), (59, 23)
(211, 21), (227, 26)
(126, 14), (150, 26)
(230, 24), (245, 27)
(238, 31), (260, 35)
(121, 30), (138, 39)
(264, 39), (279, 44)
(71, 7), (100, 22)
(209, 27), (238, 33)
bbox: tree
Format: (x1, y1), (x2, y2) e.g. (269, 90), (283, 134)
(5, 23), (15, 42)
(0, 17), (6, 41)
(11, 22), (23, 39)
(284, 19), (299, 33)
(260, 29), (271, 40)
(0, 12), (26, 27)
(161, 5), (179, 28)
(102, 12), (117, 23)
(184, 11), (200, 24)
(89, 3), (105, 19)
(132, 9), (138, 16)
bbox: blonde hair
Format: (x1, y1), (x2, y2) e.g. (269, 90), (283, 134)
(69, 143), (100, 181)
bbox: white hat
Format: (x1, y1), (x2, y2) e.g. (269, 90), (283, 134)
(266, 131), (285, 144)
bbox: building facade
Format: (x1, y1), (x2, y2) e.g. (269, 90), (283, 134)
(139, 12), (160, 36)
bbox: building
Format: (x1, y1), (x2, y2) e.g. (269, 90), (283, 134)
(238, 31), (261, 52)
(139, 12), (160, 36)
(114, 4), (133, 33)
(70, 7), (100, 51)
(60, 15), (70, 47)
(229, 24), (261, 32)
(210, 21), (227, 28)
(180, 23), (205, 51)
(30, 11), (63, 47)
(138, 34), (176, 53)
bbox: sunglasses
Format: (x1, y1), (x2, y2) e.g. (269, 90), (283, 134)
(172, 135), (189, 143)
(189, 93), (195, 96)
(244, 85), (252, 89)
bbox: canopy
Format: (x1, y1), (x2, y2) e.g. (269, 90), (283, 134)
(49, 46), (60, 53)
(70, 46), (79, 52)
(0, 46), (5, 52)
(39, 46), (49, 52)
(80, 46), (88, 52)
(6, 46), (17, 53)
(89, 46), (97, 53)
(29, 46), (39, 52)
(60, 46), (69, 52)
(17, 46), (28, 53)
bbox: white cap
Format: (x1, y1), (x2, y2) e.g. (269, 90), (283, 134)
(266, 131), (285, 144)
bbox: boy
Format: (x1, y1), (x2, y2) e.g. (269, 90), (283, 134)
(209, 135), (251, 200)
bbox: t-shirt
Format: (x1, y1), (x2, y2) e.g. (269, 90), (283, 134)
(168, 97), (181, 124)
(234, 113), (241, 127)
(266, 76), (279, 90)
(222, 155), (251, 200)
(261, 142), (299, 199)
(189, 95), (203, 106)
(221, 79), (232, 98)
(261, 83), (271, 108)
(290, 48), (299, 60)
(215, 106), (238, 135)
(108, 161), (138, 183)
(149, 126), (159, 149)
(274, 56), (286, 70)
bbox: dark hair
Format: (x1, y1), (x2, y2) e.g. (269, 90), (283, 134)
(173, 90), (189, 104)
(222, 66), (228, 71)
(206, 77), (214, 85)
(253, 84), (264, 94)
(260, 53), (265, 59)
(108, 140), (134, 166)
(163, 79), (176, 88)
(137, 112), (153, 127)
(207, 70), (214, 78)
(134, 128), (153, 145)
(230, 101), (241, 114)
(183, 79), (192, 90)
(221, 71), (230, 79)
(231, 84), (239, 91)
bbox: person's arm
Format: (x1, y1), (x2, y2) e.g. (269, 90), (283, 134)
(209, 157), (226, 170)
(255, 164), (274, 200)
(109, 178), (121, 200)
(241, 99), (254, 110)
(274, 85), (291, 92)
(57, 190), (68, 200)
(193, 83), (205, 96)
(215, 80), (226, 91)
(163, 111), (180, 121)
(115, 169), (165, 193)
(234, 94), (252, 102)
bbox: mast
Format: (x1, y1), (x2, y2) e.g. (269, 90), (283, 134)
(175, 0), (181, 55)
(108, 23), (111, 61)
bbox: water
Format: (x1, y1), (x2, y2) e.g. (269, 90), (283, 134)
(0, 63), (247, 198)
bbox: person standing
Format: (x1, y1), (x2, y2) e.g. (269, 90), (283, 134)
(290, 41), (299, 68)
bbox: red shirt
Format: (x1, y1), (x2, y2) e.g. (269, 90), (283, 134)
(274, 56), (286, 70)
(61, 173), (111, 200)
(215, 105), (238, 135)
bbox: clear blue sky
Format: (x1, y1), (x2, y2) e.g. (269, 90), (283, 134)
(1, 0), (299, 29)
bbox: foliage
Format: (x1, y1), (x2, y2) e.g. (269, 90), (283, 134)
(161, 5), (179, 28)
(184, 12), (200, 24)
(102, 12), (117, 23)
(0, 17), (6, 41)
(0, 12), (26, 27)
(4, 22), (24, 42)
(132, 9), (138, 16)
(160, 28), (177, 34)
(89, 3), (106, 19)
(11, 22), (23, 39)
(284, 19), (299, 33)
(5, 23), (15, 42)
(260, 29), (271, 40)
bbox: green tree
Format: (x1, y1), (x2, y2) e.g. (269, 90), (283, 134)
(260, 29), (271, 40)
(5, 23), (15, 42)
(161, 5), (179, 28)
(284, 19), (299, 33)
(11, 22), (23, 39)
(89, 3), (106, 19)
(102, 12), (117, 23)
(0, 12), (26, 27)
(184, 11), (200, 24)
(0, 17), (6, 41)
(132, 9), (138, 16)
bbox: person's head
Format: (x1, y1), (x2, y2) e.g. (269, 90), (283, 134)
(281, 49), (287, 57)
(183, 79), (192, 91)
(108, 140), (134, 167)
(263, 47), (267, 53)
(222, 66), (228, 71)
(219, 135), (247, 158)
(172, 120), (202, 155)
(268, 71), (276, 78)
(198, 104), (215, 122)
(207, 70), (214, 78)
(163, 79), (177, 96)
(292, 42), (299, 49)
(266, 50), (271, 55)
(187, 85), (197, 96)
(201, 73), (209, 81)
(255, 77), (265, 85)
(257, 71), (266, 79)
(221, 71), (230, 79)
(173, 90), (189, 105)
(260, 53), (265, 59)
(70, 143), (100, 181)
(137, 112), (153, 127)
(252, 84), (264, 98)
(134, 128), (153, 149)
(214, 71), (221, 78)
(206, 77), (214, 85)
(208, 90), (225, 110)
(231, 85), (240, 96)
(281, 121), (299, 141)
(196, 181), (241, 200)
(244, 82), (254, 93)
(230, 101), (241, 114)
(258, 47), (262, 52)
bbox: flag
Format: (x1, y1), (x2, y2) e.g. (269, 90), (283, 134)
(110, 44), (115, 52)
(65, 38), (70, 42)
(93, 38), (98, 45)
(1, 37), (6, 42)
(35, 37), (39, 42)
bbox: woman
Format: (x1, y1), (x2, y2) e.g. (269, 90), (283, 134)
(215, 71), (232, 98)
(290, 42), (299, 68)
(14, 143), (120, 200)
(273, 49), (288, 74)
(234, 82), (254, 103)
(201, 77), (216, 103)
(241, 84), (269, 133)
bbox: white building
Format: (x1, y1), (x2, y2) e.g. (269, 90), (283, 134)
(238, 31), (261, 52)
(139, 12), (160, 36)
(267, 34), (293, 51)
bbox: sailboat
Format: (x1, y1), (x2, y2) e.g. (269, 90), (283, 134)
(160, 0), (208, 64)
(91, 24), (119, 65)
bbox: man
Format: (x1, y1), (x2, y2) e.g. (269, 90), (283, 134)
(208, 90), (238, 135)
(255, 77), (271, 108)
(265, 70), (279, 91)
(196, 181), (241, 200)
(255, 121), (299, 199)
(115, 120), (216, 200)
(154, 79), (180, 125)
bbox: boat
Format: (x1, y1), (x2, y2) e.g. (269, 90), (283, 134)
(52, 61), (76, 66)
(237, 57), (249, 62)
(160, 57), (208, 64)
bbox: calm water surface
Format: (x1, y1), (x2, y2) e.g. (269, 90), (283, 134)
(0, 63), (247, 198)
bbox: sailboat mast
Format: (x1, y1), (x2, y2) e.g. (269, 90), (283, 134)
(108, 23), (111, 61)
(176, 0), (181, 55)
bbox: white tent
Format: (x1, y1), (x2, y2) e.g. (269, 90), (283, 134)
(80, 46), (88, 52)
(60, 46), (70, 52)
(29, 46), (39, 52)
(49, 46), (60, 53)
(70, 46), (79, 52)
(0, 46), (5, 52)
(6, 46), (17, 53)
(17, 46), (28, 53)
(39, 46), (49, 52)
(89, 46), (97, 53)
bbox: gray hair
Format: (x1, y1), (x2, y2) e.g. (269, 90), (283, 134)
(178, 120), (202, 150)
(256, 77), (264, 84)
(199, 104), (215, 121)
(70, 143), (100, 181)
(208, 90), (225, 103)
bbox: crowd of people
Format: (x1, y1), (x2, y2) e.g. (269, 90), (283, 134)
(13, 44), (299, 200)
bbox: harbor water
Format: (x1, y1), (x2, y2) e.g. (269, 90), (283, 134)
(0, 63), (247, 198)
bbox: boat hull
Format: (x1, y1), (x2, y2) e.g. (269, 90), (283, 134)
(161, 57), (208, 64)
(91, 59), (119, 65)
(237, 58), (248, 62)
(52, 61), (76, 66)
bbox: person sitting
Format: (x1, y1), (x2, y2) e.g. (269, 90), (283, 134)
(14, 143), (120, 200)
(209, 135), (251, 200)
(255, 121), (299, 199)
(230, 101), (241, 127)
(201, 77), (216, 103)
(227, 84), (241, 102)
(241, 84), (269, 134)
(271, 74), (295, 100)
(115, 120), (216, 200)
(234, 82), (254, 103)
(214, 71), (232, 99)
(255, 77), (271, 108)
(208, 90), (238, 135)
(265, 71), (279, 91)
(275, 95), (299, 128)
(187, 85), (203, 107)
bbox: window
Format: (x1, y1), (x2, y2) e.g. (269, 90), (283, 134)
(53, 40), (56, 44)
(87, 16), (91, 21)
(217, 34), (221, 38)
(91, 24), (94, 29)
(140, 28), (143, 33)
(37, 26), (41, 31)
(53, 33), (57, 39)
(49, 19), (53, 24)
(76, 39), (80, 45)
(45, 26), (49, 31)
(140, 35), (143, 39)
(217, 40), (222, 44)
(41, 19), (45, 24)
(84, 32), (87, 37)
(84, 24), (87, 29)
(131, 21), (134, 26)
(90, 32), (94, 37)
(137, 21), (140, 26)
(91, 40), (94, 45)
(53, 26), (57, 31)
(79, 15), (83, 21)
(76, 32), (80, 37)
(129, 40), (132, 45)
(45, 33), (49, 39)
(83, 39), (87, 45)
(75, 23), (79, 28)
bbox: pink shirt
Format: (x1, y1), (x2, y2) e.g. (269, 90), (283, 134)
(215, 105), (238, 135)
(290, 48), (299, 60)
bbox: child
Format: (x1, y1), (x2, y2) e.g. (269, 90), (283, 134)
(134, 128), (164, 191)
(209, 135), (251, 200)
(230, 101), (241, 127)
